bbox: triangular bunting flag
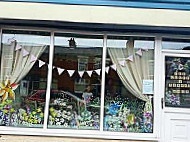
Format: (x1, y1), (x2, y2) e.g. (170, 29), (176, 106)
(67, 70), (75, 77)
(119, 60), (125, 66)
(86, 71), (93, 77)
(106, 67), (110, 73)
(15, 43), (22, 51)
(95, 69), (101, 76)
(22, 49), (29, 57)
(30, 55), (37, 62)
(111, 64), (117, 71)
(126, 55), (133, 62)
(136, 49), (142, 56)
(57, 67), (64, 75)
(8, 38), (16, 44)
(39, 60), (45, 68)
(78, 71), (85, 78)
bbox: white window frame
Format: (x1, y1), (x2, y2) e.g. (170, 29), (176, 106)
(0, 27), (161, 141)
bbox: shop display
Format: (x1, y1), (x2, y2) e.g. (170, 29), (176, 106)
(104, 96), (153, 133)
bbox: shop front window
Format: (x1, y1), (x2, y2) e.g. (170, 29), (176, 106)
(0, 30), (50, 127)
(0, 29), (156, 136)
(48, 33), (103, 130)
(104, 36), (154, 133)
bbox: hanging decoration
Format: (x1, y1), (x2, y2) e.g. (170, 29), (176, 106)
(15, 43), (22, 51)
(67, 70), (75, 77)
(39, 60), (45, 68)
(30, 55), (37, 62)
(0, 79), (19, 102)
(86, 71), (93, 77)
(22, 49), (29, 57)
(136, 49), (143, 57)
(111, 64), (117, 71)
(105, 67), (110, 74)
(95, 69), (101, 76)
(11, 40), (149, 79)
(118, 60), (125, 67)
(126, 55), (134, 62)
(57, 68), (65, 75)
(78, 71), (85, 78)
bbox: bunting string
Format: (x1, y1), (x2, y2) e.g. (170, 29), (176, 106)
(12, 41), (149, 78)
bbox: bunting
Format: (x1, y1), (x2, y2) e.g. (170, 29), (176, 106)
(78, 71), (85, 78)
(111, 64), (117, 71)
(57, 68), (64, 75)
(15, 43), (22, 51)
(30, 55), (37, 62)
(126, 55), (133, 62)
(95, 69), (101, 76)
(39, 60), (45, 68)
(86, 71), (93, 77)
(12, 40), (149, 79)
(105, 67), (110, 73)
(119, 60), (125, 67)
(22, 49), (29, 57)
(136, 49), (143, 57)
(67, 70), (75, 77)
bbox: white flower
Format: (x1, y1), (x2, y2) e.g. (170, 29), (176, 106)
(56, 122), (61, 125)
(60, 118), (65, 123)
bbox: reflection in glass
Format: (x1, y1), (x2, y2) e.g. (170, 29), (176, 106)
(165, 56), (190, 107)
(162, 38), (190, 50)
(48, 33), (103, 130)
(0, 30), (50, 127)
(104, 36), (154, 133)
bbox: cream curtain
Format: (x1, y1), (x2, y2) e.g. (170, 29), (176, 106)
(0, 41), (46, 84)
(108, 39), (153, 102)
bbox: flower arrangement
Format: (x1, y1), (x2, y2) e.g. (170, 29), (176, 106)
(104, 96), (153, 133)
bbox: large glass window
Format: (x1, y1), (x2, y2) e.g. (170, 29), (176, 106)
(0, 30), (50, 127)
(0, 29), (156, 136)
(48, 33), (103, 130)
(104, 36), (154, 133)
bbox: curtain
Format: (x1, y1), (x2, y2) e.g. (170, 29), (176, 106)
(0, 41), (46, 84)
(108, 39), (154, 102)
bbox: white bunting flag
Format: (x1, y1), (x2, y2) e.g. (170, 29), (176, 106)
(15, 43), (22, 51)
(106, 67), (110, 73)
(78, 71), (85, 78)
(57, 68), (64, 75)
(136, 49), (142, 56)
(111, 64), (117, 71)
(8, 38), (16, 44)
(119, 60), (125, 66)
(95, 69), (101, 76)
(53, 66), (56, 69)
(30, 55), (37, 62)
(67, 70), (75, 77)
(22, 49), (29, 57)
(126, 55), (133, 62)
(86, 71), (93, 77)
(39, 60), (45, 68)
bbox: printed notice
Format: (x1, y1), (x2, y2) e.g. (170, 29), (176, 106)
(143, 80), (154, 94)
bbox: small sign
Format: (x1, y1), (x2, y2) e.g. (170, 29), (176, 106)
(143, 80), (154, 94)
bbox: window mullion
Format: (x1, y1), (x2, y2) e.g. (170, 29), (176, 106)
(43, 31), (55, 130)
(100, 34), (107, 131)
